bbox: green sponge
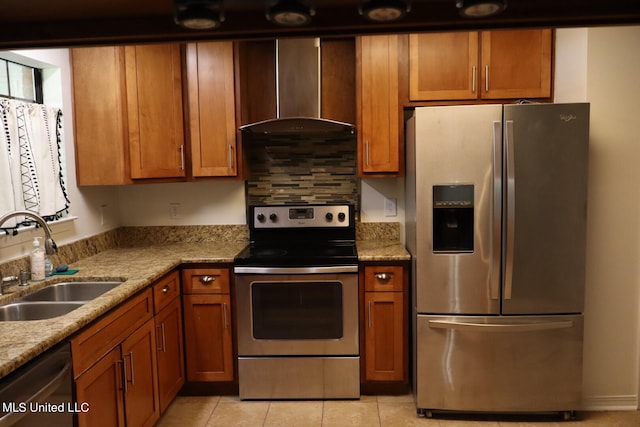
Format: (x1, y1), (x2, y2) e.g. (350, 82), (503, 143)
(52, 269), (79, 275)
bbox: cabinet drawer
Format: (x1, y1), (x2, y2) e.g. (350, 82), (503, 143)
(364, 266), (404, 292)
(153, 271), (180, 313)
(72, 288), (153, 378)
(182, 268), (230, 294)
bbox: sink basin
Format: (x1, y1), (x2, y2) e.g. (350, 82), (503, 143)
(0, 301), (85, 321)
(18, 281), (123, 302)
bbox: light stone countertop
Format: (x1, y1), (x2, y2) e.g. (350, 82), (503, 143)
(0, 239), (408, 379)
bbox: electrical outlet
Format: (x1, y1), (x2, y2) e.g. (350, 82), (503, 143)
(384, 198), (397, 217)
(169, 203), (181, 220)
(99, 204), (107, 226)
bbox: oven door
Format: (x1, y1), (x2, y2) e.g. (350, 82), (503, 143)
(235, 268), (359, 356)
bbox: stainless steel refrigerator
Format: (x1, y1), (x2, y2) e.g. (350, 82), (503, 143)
(405, 103), (589, 417)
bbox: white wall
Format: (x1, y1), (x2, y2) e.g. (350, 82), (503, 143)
(556, 26), (640, 410)
(584, 26), (640, 410)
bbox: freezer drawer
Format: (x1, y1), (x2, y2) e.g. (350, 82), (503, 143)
(415, 314), (583, 414)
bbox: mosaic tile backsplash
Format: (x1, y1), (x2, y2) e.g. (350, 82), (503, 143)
(244, 133), (359, 207)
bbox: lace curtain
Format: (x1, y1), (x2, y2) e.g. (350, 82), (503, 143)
(0, 98), (69, 231)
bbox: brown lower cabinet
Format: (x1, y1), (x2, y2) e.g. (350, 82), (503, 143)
(182, 267), (235, 382)
(152, 271), (185, 413)
(361, 264), (409, 389)
(72, 272), (183, 427)
(72, 289), (159, 427)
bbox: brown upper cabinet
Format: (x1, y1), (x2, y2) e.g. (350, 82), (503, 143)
(125, 44), (186, 180)
(186, 41), (238, 178)
(356, 35), (406, 177)
(72, 41), (239, 185)
(71, 46), (131, 185)
(409, 29), (553, 102)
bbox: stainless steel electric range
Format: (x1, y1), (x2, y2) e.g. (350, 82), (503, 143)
(234, 204), (359, 400)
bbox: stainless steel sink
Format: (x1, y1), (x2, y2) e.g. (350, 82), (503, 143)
(0, 281), (123, 321)
(18, 281), (122, 302)
(0, 301), (85, 321)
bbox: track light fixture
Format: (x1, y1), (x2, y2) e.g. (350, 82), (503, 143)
(174, 0), (224, 30)
(266, 0), (315, 27)
(456, 0), (507, 18)
(359, 0), (411, 22)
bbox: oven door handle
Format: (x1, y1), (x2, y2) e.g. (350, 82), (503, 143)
(234, 266), (358, 274)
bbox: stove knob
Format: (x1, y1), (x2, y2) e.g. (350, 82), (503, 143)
(325, 212), (334, 222)
(269, 213), (278, 222)
(256, 213), (266, 222)
(338, 212), (346, 222)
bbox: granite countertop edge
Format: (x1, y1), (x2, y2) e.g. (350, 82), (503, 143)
(0, 240), (409, 379)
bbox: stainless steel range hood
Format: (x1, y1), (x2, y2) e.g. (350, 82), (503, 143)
(239, 38), (355, 136)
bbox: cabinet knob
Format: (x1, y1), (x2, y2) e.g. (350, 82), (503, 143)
(375, 272), (393, 281)
(162, 285), (170, 293)
(200, 275), (215, 284)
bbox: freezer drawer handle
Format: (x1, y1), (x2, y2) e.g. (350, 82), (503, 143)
(428, 319), (573, 333)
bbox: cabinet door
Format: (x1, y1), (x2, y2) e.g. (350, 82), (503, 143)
(75, 347), (125, 427)
(125, 44), (186, 179)
(186, 41), (238, 177)
(121, 319), (160, 427)
(357, 35), (401, 175)
(71, 46), (131, 185)
(481, 29), (552, 99)
(183, 294), (234, 382)
(364, 291), (404, 382)
(155, 298), (185, 414)
(409, 32), (479, 101)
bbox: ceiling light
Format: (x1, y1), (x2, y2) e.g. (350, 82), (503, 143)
(456, 0), (507, 18)
(266, 0), (315, 27)
(359, 0), (411, 23)
(174, 0), (224, 30)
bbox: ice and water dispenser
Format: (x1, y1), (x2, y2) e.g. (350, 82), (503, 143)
(432, 185), (474, 253)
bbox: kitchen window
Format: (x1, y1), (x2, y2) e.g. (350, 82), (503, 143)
(0, 59), (43, 104)
(0, 56), (69, 233)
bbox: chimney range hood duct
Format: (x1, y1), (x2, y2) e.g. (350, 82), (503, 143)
(239, 38), (355, 136)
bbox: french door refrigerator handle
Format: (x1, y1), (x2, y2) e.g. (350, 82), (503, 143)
(491, 121), (502, 300)
(428, 319), (574, 333)
(504, 120), (516, 300)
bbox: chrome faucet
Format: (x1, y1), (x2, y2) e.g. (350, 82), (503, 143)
(0, 210), (58, 255)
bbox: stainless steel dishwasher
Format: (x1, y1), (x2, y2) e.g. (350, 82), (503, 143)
(0, 342), (73, 427)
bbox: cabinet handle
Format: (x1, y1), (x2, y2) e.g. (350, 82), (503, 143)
(200, 275), (215, 284)
(179, 145), (185, 170)
(375, 272), (393, 281)
(157, 323), (167, 352)
(227, 144), (234, 170)
(120, 359), (128, 394)
(368, 301), (372, 329)
(223, 303), (228, 330)
(472, 65), (477, 93)
(365, 140), (370, 166)
(485, 65), (490, 92)
(124, 351), (135, 387)
(116, 360), (127, 393)
(162, 284), (170, 293)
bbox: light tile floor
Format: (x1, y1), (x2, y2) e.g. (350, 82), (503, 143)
(157, 394), (640, 427)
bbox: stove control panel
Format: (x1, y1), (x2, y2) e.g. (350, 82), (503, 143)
(252, 205), (352, 228)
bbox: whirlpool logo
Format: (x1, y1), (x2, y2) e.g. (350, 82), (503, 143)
(560, 114), (577, 122)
